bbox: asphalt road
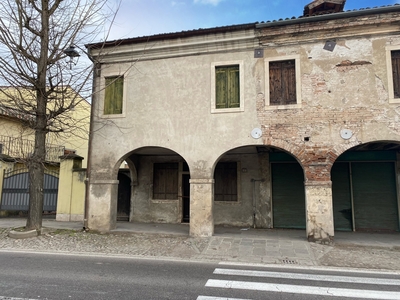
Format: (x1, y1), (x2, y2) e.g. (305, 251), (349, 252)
(0, 251), (399, 300)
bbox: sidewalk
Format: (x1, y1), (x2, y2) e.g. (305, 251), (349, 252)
(0, 218), (399, 272)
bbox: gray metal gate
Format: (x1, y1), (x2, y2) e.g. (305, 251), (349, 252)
(0, 168), (59, 211)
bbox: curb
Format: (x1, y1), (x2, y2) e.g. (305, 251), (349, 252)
(8, 229), (38, 239)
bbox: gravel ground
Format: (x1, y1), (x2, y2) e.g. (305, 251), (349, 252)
(0, 227), (210, 259)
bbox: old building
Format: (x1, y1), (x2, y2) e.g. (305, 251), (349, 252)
(86, 1), (400, 243)
(0, 87), (90, 221)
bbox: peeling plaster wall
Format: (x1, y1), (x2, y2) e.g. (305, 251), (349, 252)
(213, 153), (271, 228)
(87, 11), (400, 240)
(131, 155), (182, 224)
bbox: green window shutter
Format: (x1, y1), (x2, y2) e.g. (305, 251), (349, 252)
(227, 67), (240, 108)
(215, 65), (240, 109)
(104, 76), (123, 115)
(216, 68), (228, 108)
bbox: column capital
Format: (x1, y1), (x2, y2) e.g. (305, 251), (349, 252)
(305, 180), (332, 187)
(189, 178), (214, 184)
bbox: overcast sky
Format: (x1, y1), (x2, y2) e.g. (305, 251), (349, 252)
(103, 0), (400, 41)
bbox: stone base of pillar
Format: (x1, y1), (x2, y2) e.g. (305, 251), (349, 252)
(189, 178), (214, 237)
(305, 181), (334, 245)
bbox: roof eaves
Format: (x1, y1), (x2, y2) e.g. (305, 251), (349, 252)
(86, 23), (257, 50)
(257, 4), (400, 29)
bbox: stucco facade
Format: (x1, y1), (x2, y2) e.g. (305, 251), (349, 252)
(87, 3), (400, 243)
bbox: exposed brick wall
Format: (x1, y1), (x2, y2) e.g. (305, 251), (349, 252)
(258, 12), (400, 44)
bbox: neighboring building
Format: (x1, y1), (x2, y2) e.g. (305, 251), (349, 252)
(0, 86), (90, 221)
(86, 1), (400, 243)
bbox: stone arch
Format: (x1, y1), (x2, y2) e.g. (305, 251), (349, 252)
(113, 146), (190, 226)
(211, 144), (306, 230)
(331, 140), (400, 232)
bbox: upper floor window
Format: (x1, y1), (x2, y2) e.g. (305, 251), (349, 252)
(265, 55), (301, 109)
(104, 76), (123, 115)
(391, 50), (400, 99)
(211, 61), (244, 113)
(385, 46), (400, 104)
(269, 60), (296, 105)
(215, 65), (240, 109)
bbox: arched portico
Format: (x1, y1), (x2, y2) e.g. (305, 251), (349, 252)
(332, 141), (400, 232)
(209, 145), (306, 233)
(87, 146), (190, 232)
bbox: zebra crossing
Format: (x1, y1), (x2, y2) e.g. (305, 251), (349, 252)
(197, 265), (400, 300)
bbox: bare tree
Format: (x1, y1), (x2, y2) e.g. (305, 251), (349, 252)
(0, 0), (112, 231)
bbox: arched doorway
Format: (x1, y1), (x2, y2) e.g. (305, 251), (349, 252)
(117, 170), (131, 221)
(269, 150), (305, 229)
(332, 142), (400, 232)
(121, 147), (190, 224)
(212, 145), (305, 229)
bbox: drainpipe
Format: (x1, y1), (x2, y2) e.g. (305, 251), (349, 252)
(251, 178), (265, 228)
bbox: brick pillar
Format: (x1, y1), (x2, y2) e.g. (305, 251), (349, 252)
(303, 162), (334, 244)
(189, 178), (214, 237)
(305, 180), (334, 244)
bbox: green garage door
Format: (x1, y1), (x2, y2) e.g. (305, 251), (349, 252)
(332, 161), (399, 232)
(332, 163), (352, 231)
(271, 162), (306, 229)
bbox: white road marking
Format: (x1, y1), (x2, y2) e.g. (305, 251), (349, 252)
(206, 279), (400, 300)
(218, 261), (400, 276)
(214, 268), (400, 286)
(197, 296), (251, 300)
(0, 297), (40, 300)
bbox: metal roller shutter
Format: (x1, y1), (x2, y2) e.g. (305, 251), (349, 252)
(332, 163), (353, 231)
(271, 162), (306, 229)
(352, 162), (399, 231)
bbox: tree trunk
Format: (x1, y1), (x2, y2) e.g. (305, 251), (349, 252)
(26, 0), (50, 232)
(26, 129), (46, 231)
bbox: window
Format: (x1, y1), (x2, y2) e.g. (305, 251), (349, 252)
(153, 163), (178, 199)
(211, 61), (244, 113)
(269, 60), (296, 105)
(385, 46), (400, 103)
(391, 50), (400, 99)
(214, 162), (238, 202)
(215, 65), (240, 109)
(265, 56), (301, 108)
(104, 76), (123, 115)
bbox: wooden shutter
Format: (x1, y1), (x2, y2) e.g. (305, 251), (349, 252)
(104, 76), (123, 114)
(227, 67), (240, 108)
(215, 68), (228, 109)
(215, 65), (240, 109)
(269, 60), (296, 105)
(153, 163), (178, 199)
(392, 51), (400, 98)
(215, 162), (237, 201)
